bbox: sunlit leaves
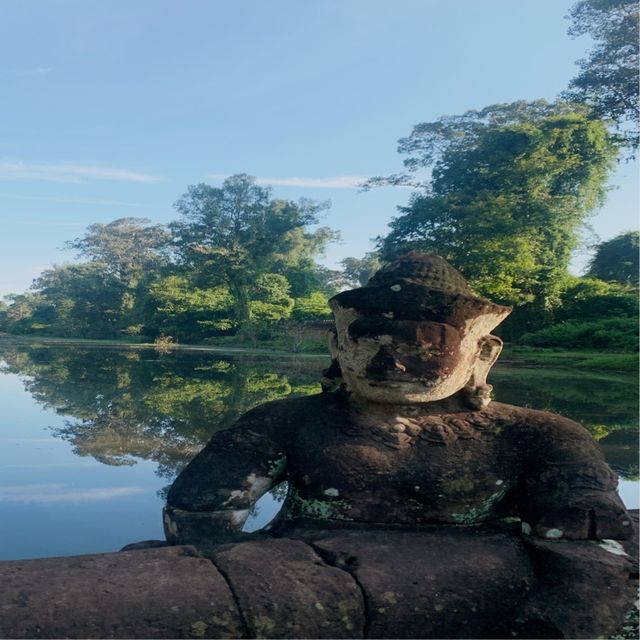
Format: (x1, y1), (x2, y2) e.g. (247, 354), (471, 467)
(377, 104), (617, 311)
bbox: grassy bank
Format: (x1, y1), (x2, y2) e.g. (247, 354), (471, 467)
(503, 346), (637, 373)
(1, 333), (636, 371)
(0, 333), (328, 358)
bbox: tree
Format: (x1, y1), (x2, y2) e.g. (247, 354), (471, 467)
(340, 252), (382, 287)
(563, 0), (639, 149)
(144, 275), (236, 341)
(291, 291), (332, 321)
(172, 174), (333, 333)
(587, 230), (640, 283)
(2, 292), (43, 334)
(66, 217), (171, 287)
(372, 102), (617, 315)
(30, 263), (126, 338)
(249, 273), (294, 324)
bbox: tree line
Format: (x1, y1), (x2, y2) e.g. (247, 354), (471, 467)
(0, 0), (637, 351)
(351, 0), (639, 349)
(0, 175), (346, 345)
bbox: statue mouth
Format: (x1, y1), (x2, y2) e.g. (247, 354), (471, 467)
(363, 375), (439, 388)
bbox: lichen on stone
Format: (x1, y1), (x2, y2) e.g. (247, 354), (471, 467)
(449, 486), (509, 523)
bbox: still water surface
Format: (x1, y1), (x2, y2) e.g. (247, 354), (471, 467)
(0, 341), (637, 560)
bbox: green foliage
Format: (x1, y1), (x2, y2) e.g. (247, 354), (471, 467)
(374, 102), (618, 311)
(2, 174), (337, 344)
(144, 275), (235, 341)
(518, 317), (638, 352)
(249, 274), (294, 323)
(6, 264), (129, 338)
(563, 0), (639, 149)
(556, 275), (638, 320)
(587, 231), (639, 284)
(172, 174), (334, 330)
(291, 292), (332, 321)
(66, 217), (171, 286)
(340, 252), (382, 287)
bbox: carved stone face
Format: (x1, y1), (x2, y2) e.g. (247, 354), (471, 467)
(330, 304), (498, 405)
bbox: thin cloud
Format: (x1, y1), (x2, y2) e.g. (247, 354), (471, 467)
(0, 193), (140, 207)
(10, 67), (53, 75)
(209, 174), (367, 189)
(0, 483), (147, 503)
(0, 161), (161, 184)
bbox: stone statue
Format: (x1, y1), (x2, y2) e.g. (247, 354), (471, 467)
(164, 254), (636, 639)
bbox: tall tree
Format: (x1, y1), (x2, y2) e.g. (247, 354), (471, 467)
(66, 217), (171, 287)
(372, 102), (617, 312)
(587, 230), (640, 284)
(563, 0), (639, 149)
(340, 252), (382, 287)
(30, 263), (126, 338)
(172, 174), (332, 332)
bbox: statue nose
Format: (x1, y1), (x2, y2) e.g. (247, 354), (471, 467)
(366, 347), (406, 378)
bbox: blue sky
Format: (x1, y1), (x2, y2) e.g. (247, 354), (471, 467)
(1, 0), (637, 298)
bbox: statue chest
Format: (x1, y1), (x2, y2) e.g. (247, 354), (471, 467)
(283, 415), (517, 524)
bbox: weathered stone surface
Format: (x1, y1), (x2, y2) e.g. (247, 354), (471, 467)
(212, 538), (365, 639)
(119, 539), (170, 551)
(509, 536), (638, 639)
(161, 252), (636, 639)
(0, 546), (244, 639)
(311, 526), (535, 639)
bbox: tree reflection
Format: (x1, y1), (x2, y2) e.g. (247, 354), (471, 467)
(489, 367), (639, 479)
(0, 343), (325, 483)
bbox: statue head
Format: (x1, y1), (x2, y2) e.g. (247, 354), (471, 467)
(327, 253), (511, 407)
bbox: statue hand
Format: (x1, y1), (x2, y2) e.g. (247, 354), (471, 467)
(163, 506), (270, 552)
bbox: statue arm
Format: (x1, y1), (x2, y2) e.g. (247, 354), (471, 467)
(499, 415), (637, 637)
(517, 414), (633, 541)
(164, 404), (288, 548)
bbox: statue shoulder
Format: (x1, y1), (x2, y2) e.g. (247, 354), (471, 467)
(486, 402), (595, 442)
(228, 392), (333, 433)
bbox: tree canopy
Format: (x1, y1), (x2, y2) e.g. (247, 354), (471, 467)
(587, 230), (640, 284)
(66, 217), (171, 286)
(374, 102), (617, 311)
(171, 174), (335, 332)
(563, 0), (639, 149)
(0, 175), (339, 343)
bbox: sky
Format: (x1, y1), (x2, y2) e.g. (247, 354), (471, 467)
(0, 0), (637, 298)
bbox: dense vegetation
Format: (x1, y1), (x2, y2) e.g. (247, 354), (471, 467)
(0, 343), (325, 485)
(0, 0), (637, 353)
(0, 175), (341, 347)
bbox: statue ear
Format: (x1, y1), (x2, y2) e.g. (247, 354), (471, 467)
(478, 334), (503, 367)
(327, 328), (339, 359)
(462, 335), (503, 409)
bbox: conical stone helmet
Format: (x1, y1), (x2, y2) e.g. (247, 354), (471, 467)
(330, 253), (511, 334)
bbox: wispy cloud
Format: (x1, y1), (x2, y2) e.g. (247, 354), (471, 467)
(0, 483), (146, 503)
(0, 193), (141, 207)
(10, 67), (53, 76)
(209, 174), (367, 189)
(0, 162), (161, 184)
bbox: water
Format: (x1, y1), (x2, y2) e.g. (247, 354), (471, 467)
(0, 341), (637, 560)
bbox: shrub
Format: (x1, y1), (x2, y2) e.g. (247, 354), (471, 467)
(518, 317), (638, 352)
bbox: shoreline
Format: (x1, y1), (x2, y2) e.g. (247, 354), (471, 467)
(0, 334), (636, 372)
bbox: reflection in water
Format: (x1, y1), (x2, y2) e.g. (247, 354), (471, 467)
(489, 367), (639, 480)
(1, 342), (638, 486)
(0, 344), (325, 498)
(0, 483), (146, 503)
